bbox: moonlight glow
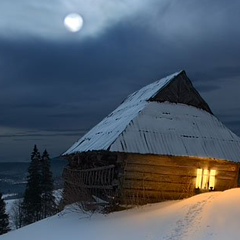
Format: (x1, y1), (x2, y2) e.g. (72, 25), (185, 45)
(64, 13), (84, 32)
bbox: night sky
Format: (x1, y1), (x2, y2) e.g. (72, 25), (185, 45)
(1, 0), (240, 162)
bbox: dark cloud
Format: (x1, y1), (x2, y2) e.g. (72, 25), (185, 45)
(1, 0), (240, 161)
(194, 84), (221, 93)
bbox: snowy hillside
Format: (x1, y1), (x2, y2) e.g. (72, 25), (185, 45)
(1, 188), (240, 240)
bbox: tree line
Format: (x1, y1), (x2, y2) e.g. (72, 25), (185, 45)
(0, 145), (58, 234)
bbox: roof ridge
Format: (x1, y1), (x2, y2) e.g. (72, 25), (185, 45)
(122, 70), (183, 105)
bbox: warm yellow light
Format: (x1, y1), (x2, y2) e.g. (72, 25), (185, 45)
(209, 169), (216, 190)
(202, 169), (209, 189)
(196, 168), (216, 190)
(196, 168), (202, 188)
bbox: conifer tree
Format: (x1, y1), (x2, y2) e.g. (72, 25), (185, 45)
(22, 145), (42, 225)
(41, 149), (57, 218)
(0, 193), (10, 235)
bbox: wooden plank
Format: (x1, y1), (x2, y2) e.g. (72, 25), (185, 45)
(100, 170), (104, 185)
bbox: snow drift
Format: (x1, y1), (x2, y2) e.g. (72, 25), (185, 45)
(1, 188), (240, 240)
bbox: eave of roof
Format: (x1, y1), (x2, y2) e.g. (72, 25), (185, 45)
(110, 102), (240, 162)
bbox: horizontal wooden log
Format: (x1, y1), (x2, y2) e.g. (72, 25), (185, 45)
(215, 178), (238, 190)
(65, 179), (113, 190)
(64, 165), (115, 173)
(121, 189), (193, 203)
(124, 171), (195, 184)
(123, 171), (237, 192)
(125, 163), (197, 176)
(124, 163), (238, 182)
(125, 155), (238, 172)
(85, 185), (113, 190)
(123, 179), (195, 192)
(216, 171), (237, 180)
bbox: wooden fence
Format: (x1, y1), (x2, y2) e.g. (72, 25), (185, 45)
(63, 165), (117, 202)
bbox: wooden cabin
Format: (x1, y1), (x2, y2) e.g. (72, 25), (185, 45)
(62, 70), (240, 205)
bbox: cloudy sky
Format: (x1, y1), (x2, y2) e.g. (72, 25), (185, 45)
(1, 0), (240, 162)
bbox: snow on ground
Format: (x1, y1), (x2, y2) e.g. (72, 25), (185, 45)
(1, 188), (240, 240)
(2, 194), (18, 200)
(4, 189), (63, 215)
(5, 199), (16, 214)
(53, 188), (63, 204)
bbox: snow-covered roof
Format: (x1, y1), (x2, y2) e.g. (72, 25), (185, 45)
(63, 71), (240, 162)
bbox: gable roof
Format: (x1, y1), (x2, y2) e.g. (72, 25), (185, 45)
(63, 71), (240, 162)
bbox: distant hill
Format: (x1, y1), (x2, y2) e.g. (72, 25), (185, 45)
(0, 157), (67, 198)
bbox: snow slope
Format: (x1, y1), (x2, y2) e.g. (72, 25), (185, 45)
(1, 189), (240, 240)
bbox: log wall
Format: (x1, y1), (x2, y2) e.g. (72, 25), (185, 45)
(63, 152), (240, 206)
(120, 154), (239, 205)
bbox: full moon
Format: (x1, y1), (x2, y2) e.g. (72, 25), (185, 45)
(64, 13), (84, 32)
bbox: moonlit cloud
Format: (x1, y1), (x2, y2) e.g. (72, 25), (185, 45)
(0, 0), (158, 40)
(1, 0), (239, 42)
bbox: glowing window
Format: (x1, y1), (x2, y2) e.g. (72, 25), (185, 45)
(196, 169), (202, 188)
(195, 168), (216, 190)
(209, 170), (216, 190)
(202, 169), (209, 189)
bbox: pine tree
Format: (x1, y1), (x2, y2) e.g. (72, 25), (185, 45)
(41, 149), (57, 218)
(0, 193), (10, 235)
(22, 145), (42, 225)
